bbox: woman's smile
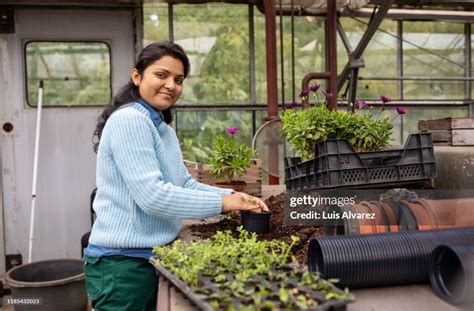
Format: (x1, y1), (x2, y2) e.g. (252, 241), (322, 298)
(131, 55), (185, 111)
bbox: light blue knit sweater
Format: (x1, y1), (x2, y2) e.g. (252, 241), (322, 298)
(88, 102), (231, 248)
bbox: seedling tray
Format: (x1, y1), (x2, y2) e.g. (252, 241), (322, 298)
(284, 133), (436, 191)
(151, 258), (352, 310)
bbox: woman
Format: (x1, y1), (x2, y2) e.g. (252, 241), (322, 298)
(84, 41), (268, 310)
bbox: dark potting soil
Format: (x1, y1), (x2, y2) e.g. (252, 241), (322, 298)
(188, 193), (322, 265)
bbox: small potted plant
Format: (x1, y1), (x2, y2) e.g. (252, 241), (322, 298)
(240, 207), (271, 234)
(208, 128), (254, 192)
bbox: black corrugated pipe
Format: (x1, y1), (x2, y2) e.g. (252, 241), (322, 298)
(308, 227), (474, 288)
(430, 244), (474, 307)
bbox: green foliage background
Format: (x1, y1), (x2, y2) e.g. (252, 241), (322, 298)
(26, 4), (468, 165)
(26, 42), (111, 107)
(142, 3), (470, 163)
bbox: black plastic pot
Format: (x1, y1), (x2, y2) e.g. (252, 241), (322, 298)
(240, 211), (271, 234)
(430, 244), (474, 306)
(307, 227), (474, 289)
(5, 259), (87, 311)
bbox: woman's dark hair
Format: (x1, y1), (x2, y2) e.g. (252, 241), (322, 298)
(92, 41), (190, 153)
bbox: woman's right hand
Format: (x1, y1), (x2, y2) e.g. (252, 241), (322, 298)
(221, 192), (268, 213)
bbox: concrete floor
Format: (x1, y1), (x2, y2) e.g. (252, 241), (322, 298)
(349, 284), (463, 311)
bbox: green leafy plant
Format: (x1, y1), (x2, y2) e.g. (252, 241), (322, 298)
(152, 227), (353, 309)
(281, 85), (402, 160)
(208, 128), (254, 183)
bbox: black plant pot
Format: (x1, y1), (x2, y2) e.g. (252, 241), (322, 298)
(240, 212), (271, 234)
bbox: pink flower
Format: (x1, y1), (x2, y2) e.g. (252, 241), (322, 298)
(285, 102), (297, 109)
(356, 100), (368, 109)
(226, 128), (239, 134)
(396, 107), (406, 115)
(380, 95), (392, 103)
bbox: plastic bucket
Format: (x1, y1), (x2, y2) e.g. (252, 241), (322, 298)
(5, 259), (87, 311)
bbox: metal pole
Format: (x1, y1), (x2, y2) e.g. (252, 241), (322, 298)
(28, 80), (44, 264)
(397, 20), (403, 100)
(249, 4), (257, 137)
(264, 0), (279, 184)
(168, 3), (174, 42)
(398, 20), (404, 143)
(327, 0), (337, 110)
(290, 0), (295, 103)
(249, 4), (257, 136)
(279, 0), (285, 107)
(348, 68), (359, 112)
(467, 23), (474, 117)
(265, 0), (278, 118)
(465, 23), (471, 101)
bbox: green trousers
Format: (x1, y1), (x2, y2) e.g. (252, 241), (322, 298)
(83, 255), (157, 311)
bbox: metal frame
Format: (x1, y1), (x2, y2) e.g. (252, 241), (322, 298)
(133, 3), (144, 60)
(344, 8), (474, 22)
(249, 3), (257, 136)
(354, 17), (473, 114)
(397, 20), (403, 100)
(1, 36), (13, 277)
(22, 40), (114, 108)
(0, 133), (5, 276)
(166, 1), (474, 134)
(337, 1), (395, 95)
(464, 23), (474, 116)
(168, 3), (174, 42)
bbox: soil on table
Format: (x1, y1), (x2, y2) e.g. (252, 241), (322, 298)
(188, 193), (322, 265)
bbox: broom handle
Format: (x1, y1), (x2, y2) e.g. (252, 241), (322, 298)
(28, 80), (43, 264)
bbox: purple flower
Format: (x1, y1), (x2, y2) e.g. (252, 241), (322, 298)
(285, 102), (297, 109)
(299, 89), (310, 98)
(309, 83), (321, 92)
(356, 100), (368, 109)
(396, 107), (407, 115)
(380, 95), (392, 103)
(226, 128), (239, 135)
(322, 91), (333, 98)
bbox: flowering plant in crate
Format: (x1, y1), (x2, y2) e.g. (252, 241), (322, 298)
(208, 128), (254, 187)
(281, 84), (406, 160)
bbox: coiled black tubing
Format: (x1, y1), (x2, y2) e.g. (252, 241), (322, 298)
(308, 227), (474, 289)
(430, 243), (474, 306)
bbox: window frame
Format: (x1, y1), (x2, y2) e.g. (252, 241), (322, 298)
(23, 40), (113, 108)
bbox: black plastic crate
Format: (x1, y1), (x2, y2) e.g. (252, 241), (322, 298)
(284, 133), (436, 191)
